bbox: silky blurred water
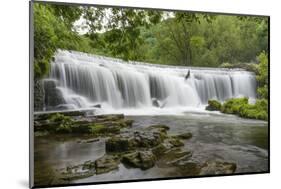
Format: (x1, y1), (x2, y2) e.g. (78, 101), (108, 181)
(34, 112), (268, 185)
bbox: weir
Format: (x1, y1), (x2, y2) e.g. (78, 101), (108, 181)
(42, 50), (257, 112)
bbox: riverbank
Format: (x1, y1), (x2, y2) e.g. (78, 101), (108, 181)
(33, 111), (268, 187)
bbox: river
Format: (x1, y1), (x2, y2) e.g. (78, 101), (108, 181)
(34, 111), (268, 185)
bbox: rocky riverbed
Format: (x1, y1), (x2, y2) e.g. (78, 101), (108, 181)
(33, 111), (268, 187)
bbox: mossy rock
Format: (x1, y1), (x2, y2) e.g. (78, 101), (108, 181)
(166, 138), (184, 147)
(206, 100), (221, 111)
(58, 162), (95, 181)
(105, 128), (168, 153)
(122, 151), (156, 170)
(95, 155), (120, 174)
(152, 137), (185, 158)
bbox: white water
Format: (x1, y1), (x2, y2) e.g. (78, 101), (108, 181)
(45, 50), (257, 115)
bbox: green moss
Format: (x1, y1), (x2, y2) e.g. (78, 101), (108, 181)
(48, 113), (74, 133)
(206, 100), (222, 111)
(220, 98), (268, 121)
(90, 124), (107, 134)
(221, 97), (248, 114)
(238, 99), (268, 120)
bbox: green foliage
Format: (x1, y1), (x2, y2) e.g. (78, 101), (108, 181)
(33, 2), (268, 76)
(239, 99), (268, 120)
(256, 52), (269, 99)
(220, 98), (268, 121)
(33, 3), (94, 79)
(221, 97), (249, 114)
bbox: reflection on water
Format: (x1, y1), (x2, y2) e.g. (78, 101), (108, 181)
(34, 113), (268, 185)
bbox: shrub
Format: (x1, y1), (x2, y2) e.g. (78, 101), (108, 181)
(221, 97), (248, 114)
(220, 98), (268, 121)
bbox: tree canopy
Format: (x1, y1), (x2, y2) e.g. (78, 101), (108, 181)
(33, 2), (268, 79)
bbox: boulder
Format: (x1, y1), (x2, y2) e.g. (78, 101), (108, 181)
(152, 98), (161, 107)
(106, 136), (134, 152)
(122, 151), (156, 170)
(105, 128), (168, 153)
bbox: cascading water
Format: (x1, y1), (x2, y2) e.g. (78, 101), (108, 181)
(43, 50), (257, 114)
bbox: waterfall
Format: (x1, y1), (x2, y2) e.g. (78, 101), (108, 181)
(43, 50), (257, 113)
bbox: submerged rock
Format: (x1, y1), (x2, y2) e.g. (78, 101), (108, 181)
(173, 132), (193, 140)
(122, 151), (156, 170)
(77, 138), (100, 144)
(199, 161), (237, 175)
(147, 124), (170, 131)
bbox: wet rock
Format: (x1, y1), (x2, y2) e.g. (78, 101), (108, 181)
(91, 104), (101, 108)
(34, 79), (44, 111)
(43, 79), (66, 110)
(106, 136), (134, 152)
(122, 151), (156, 170)
(156, 148), (193, 168)
(147, 124), (170, 131)
(166, 138), (184, 147)
(152, 138), (184, 158)
(124, 119), (134, 127)
(152, 98), (161, 107)
(34, 113), (132, 135)
(58, 162), (95, 181)
(174, 132), (192, 140)
(34, 111), (86, 121)
(174, 160), (201, 176)
(134, 130), (165, 148)
(95, 155), (120, 174)
(77, 138), (100, 144)
(95, 114), (125, 121)
(152, 140), (174, 157)
(199, 161), (237, 175)
(105, 128), (168, 153)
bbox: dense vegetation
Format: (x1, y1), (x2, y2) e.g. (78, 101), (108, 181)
(33, 2), (268, 79)
(33, 2), (268, 120)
